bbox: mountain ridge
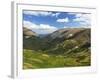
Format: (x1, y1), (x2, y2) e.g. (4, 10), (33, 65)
(23, 27), (91, 68)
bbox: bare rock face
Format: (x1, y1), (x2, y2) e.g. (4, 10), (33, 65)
(23, 27), (38, 38)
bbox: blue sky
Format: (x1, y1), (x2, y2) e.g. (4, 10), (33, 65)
(23, 10), (91, 34)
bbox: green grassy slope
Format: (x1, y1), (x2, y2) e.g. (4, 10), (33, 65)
(23, 49), (90, 69)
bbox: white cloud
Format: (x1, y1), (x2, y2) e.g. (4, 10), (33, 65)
(23, 11), (52, 16)
(75, 13), (83, 17)
(64, 26), (90, 28)
(23, 21), (58, 34)
(73, 13), (91, 26)
(63, 26), (78, 28)
(63, 26), (69, 28)
(23, 11), (60, 17)
(67, 12), (91, 26)
(52, 13), (60, 17)
(57, 17), (69, 23)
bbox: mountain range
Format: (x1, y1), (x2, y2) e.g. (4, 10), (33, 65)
(23, 27), (91, 69)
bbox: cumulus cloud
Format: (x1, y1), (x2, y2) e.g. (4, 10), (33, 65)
(64, 26), (90, 28)
(63, 26), (79, 28)
(73, 13), (91, 26)
(52, 13), (60, 17)
(57, 17), (69, 23)
(23, 11), (60, 17)
(23, 21), (58, 34)
(23, 11), (51, 16)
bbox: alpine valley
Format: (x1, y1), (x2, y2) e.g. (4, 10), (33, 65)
(23, 27), (91, 69)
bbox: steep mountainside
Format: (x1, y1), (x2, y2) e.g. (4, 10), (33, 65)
(23, 27), (38, 38)
(23, 27), (42, 50)
(45, 28), (90, 42)
(42, 28), (90, 51)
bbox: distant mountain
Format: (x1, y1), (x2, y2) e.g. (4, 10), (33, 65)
(38, 34), (49, 38)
